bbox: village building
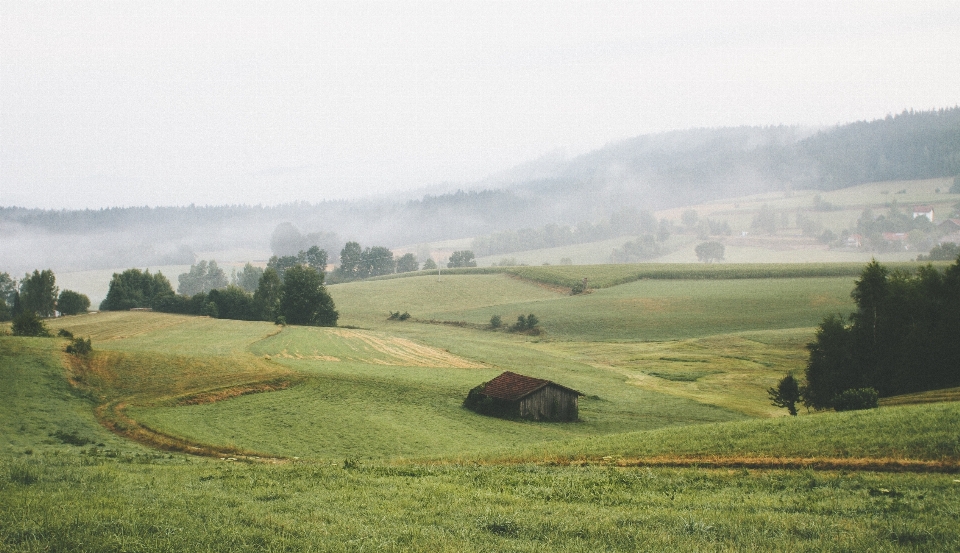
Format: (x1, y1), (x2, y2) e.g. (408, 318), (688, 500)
(464, 371), (582, 422)
(913, 205), (934, 223)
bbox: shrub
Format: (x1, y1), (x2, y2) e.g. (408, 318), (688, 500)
(11, 312), (50, 337)
(570, 281), (586, 295)
(399, 311), (410, 321)
(57, 328), (74, 338)
(525, 313), (539, 328)
(489, 315), (502, 329)
(511, 313), (540, 333)
(65, 337), (92, 356)
(512, 315), (527, 331)
(833, 388), (879, 411)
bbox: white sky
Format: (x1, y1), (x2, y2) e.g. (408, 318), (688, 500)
(2, 1), (959, 209)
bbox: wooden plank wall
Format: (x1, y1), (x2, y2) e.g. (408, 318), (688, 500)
(518, 385), (578, 421)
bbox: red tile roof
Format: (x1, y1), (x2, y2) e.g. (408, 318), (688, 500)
(481, 371), (581, 401)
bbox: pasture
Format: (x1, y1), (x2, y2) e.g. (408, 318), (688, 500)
(3, 264), (960, 551)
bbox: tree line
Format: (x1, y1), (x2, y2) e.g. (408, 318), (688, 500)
(472, 208), (668, 258)
(101, 262), (337, 327)
(0, 270), (90, 321)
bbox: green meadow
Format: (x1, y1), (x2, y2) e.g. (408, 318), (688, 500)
(3, 264), (960, 551)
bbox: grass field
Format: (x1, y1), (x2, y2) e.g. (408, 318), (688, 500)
(3, 332), (959, 551)
(4, 262), (960, 551)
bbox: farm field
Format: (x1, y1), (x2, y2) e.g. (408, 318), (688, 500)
(3, 264), (960, 551)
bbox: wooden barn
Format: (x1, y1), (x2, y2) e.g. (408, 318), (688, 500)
(464, 371), (582, 422)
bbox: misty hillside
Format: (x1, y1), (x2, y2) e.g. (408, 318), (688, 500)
(2, 108), (959, 274)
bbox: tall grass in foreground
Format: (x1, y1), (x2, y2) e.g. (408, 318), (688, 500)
(3, 453), (957, 552)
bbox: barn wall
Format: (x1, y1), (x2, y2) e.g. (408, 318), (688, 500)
(518, 385), (578, 421)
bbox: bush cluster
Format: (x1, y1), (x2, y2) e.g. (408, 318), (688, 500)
(11, 312), (50, 337)
(512, 314), (539, 333)
(65, 337), (93, 356)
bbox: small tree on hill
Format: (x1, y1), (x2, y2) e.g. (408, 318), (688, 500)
(695, 241), (725, 263)
(768, 374), (801, 416)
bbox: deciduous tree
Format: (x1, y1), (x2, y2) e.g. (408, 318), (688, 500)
(19, 269), (58, 317)
(695, 241), (725, 263)
(279, 265), (338, 326)
(395, 253), (419, 273)
(177, 260), (228, 296)
(101, 269), (175, 311)
(232, 263), (265, 293)
(57, 290), (90, 316)
(447, 250), (477, 268)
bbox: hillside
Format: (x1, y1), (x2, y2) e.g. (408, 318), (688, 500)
(4, 265), (960, 550)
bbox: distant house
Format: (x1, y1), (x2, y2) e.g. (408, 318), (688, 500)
(882, 232), (908, 243)
(464, 371), (583, 422)
(913, 205), (934, 223)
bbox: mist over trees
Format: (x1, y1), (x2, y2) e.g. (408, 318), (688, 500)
(232, 263), (264, 293)
(177, 260), (228, 296)
(3, 108), (959, 275)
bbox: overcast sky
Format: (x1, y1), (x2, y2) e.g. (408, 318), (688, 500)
(2, 1), (959, 209)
